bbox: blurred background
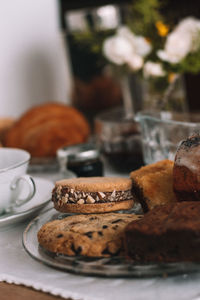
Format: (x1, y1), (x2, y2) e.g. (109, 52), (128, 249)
(0, 0), (70, 118)
(1, 0), (200, 175)
(1, 0), (200, 118)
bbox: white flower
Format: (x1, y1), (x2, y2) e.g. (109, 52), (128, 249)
(126, 55), (143, 71)
(103, 35), (134, 65)
(143, 61), (166, 78)
(117, 27), (152, 57)
(157, 17), (200, 64)
(134, 36), (152, 57)
(103, 26), (151, 71)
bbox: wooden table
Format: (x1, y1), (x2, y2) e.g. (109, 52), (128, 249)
(0, 283), (72, 300)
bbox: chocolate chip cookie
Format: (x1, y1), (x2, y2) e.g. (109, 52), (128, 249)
(52, 177), (135, 213)
(37, 213), (142, 257)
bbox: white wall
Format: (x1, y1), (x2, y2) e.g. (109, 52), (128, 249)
(0, 0), (72, 118)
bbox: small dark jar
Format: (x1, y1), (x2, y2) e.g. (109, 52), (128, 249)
(57, 143), (103, 177)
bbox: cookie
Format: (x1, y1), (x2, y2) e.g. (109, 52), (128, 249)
(52, 177), (135, 213)
(37, 213), (142, 257)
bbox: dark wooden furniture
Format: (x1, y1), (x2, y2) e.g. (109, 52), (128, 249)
(0, 283), (71, 300)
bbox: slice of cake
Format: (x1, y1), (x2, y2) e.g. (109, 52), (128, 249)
(124, 201), (200, 262)
(130, 159), (176, 213)
(173, 134), (200, 202)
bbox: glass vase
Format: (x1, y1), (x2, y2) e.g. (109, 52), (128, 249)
(141, 74), (188, 113)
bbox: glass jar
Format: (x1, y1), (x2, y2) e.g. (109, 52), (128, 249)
(95, 107), (144, 173)
(57, 143), (103, 177)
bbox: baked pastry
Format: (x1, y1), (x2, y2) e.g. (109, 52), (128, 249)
(124, 201), (200, 262)
(130, 159), (176, 213)
(3, 102), (90, 157)
(173, 134), (200, 202)
(52, 177), (135, 213)
(38, 213), (142, 257)
(0, 118), (15, 143)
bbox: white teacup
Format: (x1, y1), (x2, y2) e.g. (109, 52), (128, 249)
(0, 148), (36, 215)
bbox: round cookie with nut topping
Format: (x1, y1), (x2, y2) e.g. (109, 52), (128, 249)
(52, 177), (135, 213)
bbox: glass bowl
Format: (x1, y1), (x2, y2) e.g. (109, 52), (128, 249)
(135, 111), (200, 165)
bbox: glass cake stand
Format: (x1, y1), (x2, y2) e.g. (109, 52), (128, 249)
(22, 208), (200, 278)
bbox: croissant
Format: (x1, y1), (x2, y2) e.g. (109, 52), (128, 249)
(3, 102), (90, 158)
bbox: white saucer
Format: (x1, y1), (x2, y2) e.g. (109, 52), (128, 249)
(0, 177), (54, 229)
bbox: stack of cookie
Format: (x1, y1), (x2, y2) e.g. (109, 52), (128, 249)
(38, 134), (200, 263)
(38, 176), (142, 257)
(37, 161), (179, 259)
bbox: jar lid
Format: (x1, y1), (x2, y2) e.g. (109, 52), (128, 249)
(57, 143), (100, 163)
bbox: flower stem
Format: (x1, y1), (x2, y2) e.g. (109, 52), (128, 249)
(161, 74), (179, 110)
(120, 75), (135, 119)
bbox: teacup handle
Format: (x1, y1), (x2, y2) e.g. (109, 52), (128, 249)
(10, 175), (36, 208)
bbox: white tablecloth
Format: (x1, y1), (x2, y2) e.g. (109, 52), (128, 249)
(2, 206), (200, 300)
(1, 170), (200, 300)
